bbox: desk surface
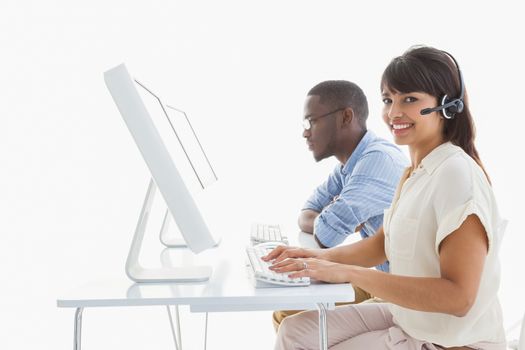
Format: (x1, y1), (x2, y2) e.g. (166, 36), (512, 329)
(57, 236), (355, 312)
(57, 277), (355, 312)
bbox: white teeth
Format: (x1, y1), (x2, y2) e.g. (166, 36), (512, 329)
(392, 123), (412, 130)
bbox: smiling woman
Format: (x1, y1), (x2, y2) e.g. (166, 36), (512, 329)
(381, 91), (445, 155)
(381, 47), (490, 182)
(271, 46), (507, 350)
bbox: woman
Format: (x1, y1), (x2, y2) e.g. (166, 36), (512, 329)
(265, 46), (506, 349)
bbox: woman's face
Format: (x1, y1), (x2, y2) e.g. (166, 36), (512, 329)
(381, 86), (444, 148)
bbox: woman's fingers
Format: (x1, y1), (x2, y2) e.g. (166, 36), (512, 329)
(262, 246), (308, 263)
(270, 258), (312, 273)
(271, 258), (351, 284)
(261, 245), (289, 261)
(268, 258), (298, 271)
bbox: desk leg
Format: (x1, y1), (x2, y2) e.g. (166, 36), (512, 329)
(167, 306), (182, 350)
(73, 307), (83, 350)
(204, 312), (208, 350)
(316, 303), (328, 350)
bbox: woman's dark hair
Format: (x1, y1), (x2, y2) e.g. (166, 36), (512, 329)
(381, 45), (489, 180)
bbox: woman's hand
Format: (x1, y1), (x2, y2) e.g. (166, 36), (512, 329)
(261, 245), (323, 264)
(269, 257), (354, 284)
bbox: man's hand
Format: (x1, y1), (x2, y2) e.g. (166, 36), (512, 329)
(298, 209), (319, 234)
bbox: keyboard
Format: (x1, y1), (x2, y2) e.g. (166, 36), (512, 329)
(245, 245), (310, 288)
(250, 223), (288, 245)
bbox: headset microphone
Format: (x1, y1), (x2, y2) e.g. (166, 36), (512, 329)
(420, 107), (439, 115)
(419, 51), (465, 119)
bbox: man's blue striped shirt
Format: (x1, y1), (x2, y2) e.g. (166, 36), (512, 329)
(304, 130), (408, 272)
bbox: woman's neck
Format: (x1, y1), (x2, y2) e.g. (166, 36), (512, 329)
(408, 137), (446, 169)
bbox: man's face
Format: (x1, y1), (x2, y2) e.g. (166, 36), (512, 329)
(303, 95), (339, 162)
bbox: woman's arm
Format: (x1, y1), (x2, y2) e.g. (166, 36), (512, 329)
(281, 214), (488, 317)
(265, 226), (387, 268)
(323, 226), (387, 267)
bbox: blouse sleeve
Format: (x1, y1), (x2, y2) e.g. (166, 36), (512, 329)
(433, 156), (495, 255)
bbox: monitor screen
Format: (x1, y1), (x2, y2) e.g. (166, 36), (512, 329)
(104, 63), (218, 254)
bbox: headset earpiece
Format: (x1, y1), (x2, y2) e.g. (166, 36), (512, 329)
(455, 99), (464, 113)
(420, 51), (465, 120)
(441, 95), (455, 119)
(439, 94), (464, 119)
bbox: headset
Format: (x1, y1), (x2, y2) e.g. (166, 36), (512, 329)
(420, 51), (464, 119)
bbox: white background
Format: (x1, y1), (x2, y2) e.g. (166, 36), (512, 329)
(1, 1), (524, 349)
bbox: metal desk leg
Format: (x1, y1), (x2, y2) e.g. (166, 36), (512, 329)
(203, 312), (209, 350)
(73, 307), (83, 350)
(317, 303), (328, 350)
(167, 306), (208, 350)
(167, 305), (182, 350)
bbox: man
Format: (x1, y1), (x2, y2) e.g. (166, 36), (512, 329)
(272, 80), (408, 330)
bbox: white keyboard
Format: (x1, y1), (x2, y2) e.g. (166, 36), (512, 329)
(245, 245), (310, 288)
(250, 223), (288, 245)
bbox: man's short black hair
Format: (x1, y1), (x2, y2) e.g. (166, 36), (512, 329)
(308, 80), (368, 126)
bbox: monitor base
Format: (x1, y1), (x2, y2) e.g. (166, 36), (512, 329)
(125, 179), (212, 283)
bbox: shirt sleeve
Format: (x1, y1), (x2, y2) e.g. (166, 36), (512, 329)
(312, 151), (405, 247)
(433, 156), (496, 255)
(303, 164), (343, 212)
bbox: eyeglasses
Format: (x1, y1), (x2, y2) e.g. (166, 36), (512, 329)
(302, 107), (346, 131)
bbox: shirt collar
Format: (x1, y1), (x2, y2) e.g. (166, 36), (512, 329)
(341, 130), (374, 175)
(420, 142), (462, 175)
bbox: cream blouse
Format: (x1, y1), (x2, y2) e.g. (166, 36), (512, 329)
(383, 142), (505, 347)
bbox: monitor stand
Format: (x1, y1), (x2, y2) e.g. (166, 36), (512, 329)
(159, 208), (221, 248)
(125, 178), (212, 283)
(159, 209), (190, 248)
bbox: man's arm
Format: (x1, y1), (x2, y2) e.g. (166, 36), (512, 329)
(313, 151), (406, 248)
(299, 207), (358, 249)
(300, 165), (342, 248)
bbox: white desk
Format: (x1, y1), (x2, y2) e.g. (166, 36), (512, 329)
(57, 241), (355, 350)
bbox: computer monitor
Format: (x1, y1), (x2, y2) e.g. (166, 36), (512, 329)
(104, 63), (220, 282)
